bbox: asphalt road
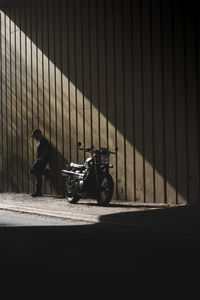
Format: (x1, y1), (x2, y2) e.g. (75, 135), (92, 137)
(0, 209), (199, 297)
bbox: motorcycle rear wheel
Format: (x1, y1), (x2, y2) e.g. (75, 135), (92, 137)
(97, 174), (114, 206)
(65, 179), (80, 203)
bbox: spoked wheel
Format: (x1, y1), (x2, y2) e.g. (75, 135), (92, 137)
(97, 174), (114, 206)
(65, 179), (80, 203)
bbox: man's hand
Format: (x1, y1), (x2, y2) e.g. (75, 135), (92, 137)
(36, 158), (41, 163)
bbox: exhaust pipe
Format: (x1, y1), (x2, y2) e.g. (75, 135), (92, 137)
(61, 170), (75, 177)
(61, 170), (84, 178)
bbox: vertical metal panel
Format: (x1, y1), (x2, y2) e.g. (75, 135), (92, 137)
(80, 0), (86, 161)
(30, 0), (35, 193)
(0, 12), (2, 191)
(160, 0), (167, 203)
(182, 2), (190, 204)
(8, 8), (13, 191)
(121, 0), (127, 201)
(104, 0), (117, 199)
(40, 0), (46, 193)
(68, 0), (78, 168)
(112, 0), (118, 200)
(96, 0), (101, 149)
(41, 0), (45, 136)
(7, 10), (11, 192)
(59, 0), (65, 168)
(151, 0), (165, 203)
(3, 11), (7, 191)
(184, 1), (199, 205)
(1, 11), (4, 191)
(139, 0), (146, 203)
(19, 3), (24, 191)
(9, 7), (16, 191)
(104, 0), (109, 149)
(49, 0), (56, 194)
(24, 1), (29, 193)
(195, 7), (200, 205)
(0, 11), (4, 190)
(72, 0), (79, 162)
(82, 0), (92, 157)
(114, 0), (126, 201)
(141, 0), (154, 203)
(89, 0), (99, 159)
(66, 0), (72, 163)
(173, 0), (187, 204)
(149, 0), (156, 203)
(35, 1), (39, 129)
(74, 0), (84, 164)
(98, 0), (107, 150)
(171, 0), (178, 204)
(130, 0), (137, 201)
(88, 0), (93, 147)
(54, 0), (64, 195)
(49, 0), (57, 194)
(14, 7), (19, 192)
(53, 0), (58, 193)
(21, 1), (28, 193)
(47, 0), (52, 194)
(122, 0), (134, 201)
(162, 0), (176, 204)
(79, 6), (84, 156)
(132, 0), (145, 202)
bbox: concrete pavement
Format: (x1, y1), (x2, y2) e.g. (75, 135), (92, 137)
(0, 192), (176, 223)
(1, 192), (200, 235)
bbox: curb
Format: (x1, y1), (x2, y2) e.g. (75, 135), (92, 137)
(0, 204), (100, 223)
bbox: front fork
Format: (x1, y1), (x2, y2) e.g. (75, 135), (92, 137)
(94, 162), (109, 196)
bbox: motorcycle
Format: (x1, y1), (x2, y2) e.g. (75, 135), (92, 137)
(61, 142), (118, 206)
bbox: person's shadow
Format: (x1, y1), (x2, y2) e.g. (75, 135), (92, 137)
(48, 145), (70, 196)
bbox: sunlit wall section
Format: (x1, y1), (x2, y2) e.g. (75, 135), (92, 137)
(0, 0), (199, 204)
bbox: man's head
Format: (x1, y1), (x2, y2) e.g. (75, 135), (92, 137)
(31, 129), (43, 140)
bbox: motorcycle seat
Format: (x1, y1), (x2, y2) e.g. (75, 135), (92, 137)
(70, 163), (85, 170)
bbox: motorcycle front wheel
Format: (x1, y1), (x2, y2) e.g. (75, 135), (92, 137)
(65, 179), (80, 203)
(97, 174), (114, 206)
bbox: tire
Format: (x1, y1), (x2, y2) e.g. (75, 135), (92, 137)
(97, 174), (114, 206)
(65, 178), (80, 203)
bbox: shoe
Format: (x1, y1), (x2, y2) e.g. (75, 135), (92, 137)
(31, 192), (43, 197)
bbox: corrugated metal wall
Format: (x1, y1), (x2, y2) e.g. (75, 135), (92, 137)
(0, 0), (199, 204)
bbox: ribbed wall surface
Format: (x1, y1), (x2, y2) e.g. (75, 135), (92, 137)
(0, 0), (199, 204)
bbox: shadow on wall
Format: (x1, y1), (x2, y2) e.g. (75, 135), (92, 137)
(0, 125), (66, 195)
(0, 0), (199, 203)
(49, 144), (67, 195)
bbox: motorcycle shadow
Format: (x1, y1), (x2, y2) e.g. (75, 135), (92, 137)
(72, 199), (160, 209)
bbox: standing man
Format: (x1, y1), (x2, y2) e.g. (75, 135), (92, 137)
(30, 129), (51, 197)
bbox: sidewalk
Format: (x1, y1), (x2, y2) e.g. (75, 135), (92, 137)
(0, 192), (168, 224)
(1, 192), (200, 235)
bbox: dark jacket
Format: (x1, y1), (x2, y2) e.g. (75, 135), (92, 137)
(37, 137), (51, 162)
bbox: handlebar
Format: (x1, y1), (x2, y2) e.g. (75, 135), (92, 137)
(78, 147), (93, 153)
(109, 151), (117, 155)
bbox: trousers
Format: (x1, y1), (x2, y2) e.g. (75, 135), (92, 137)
(30, 159), (49, 193)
